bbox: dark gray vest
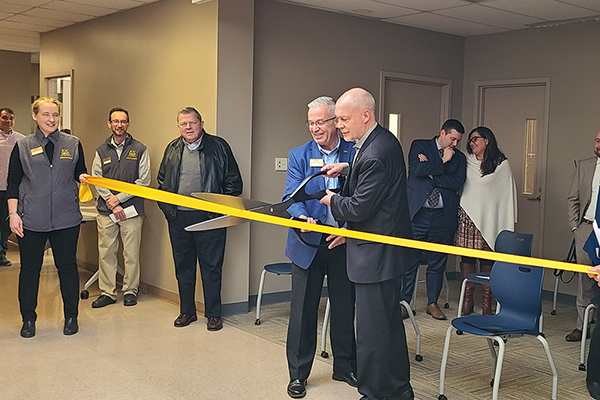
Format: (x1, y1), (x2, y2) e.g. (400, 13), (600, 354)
(95, 135), (146, 216)
(17, 130), (82, 232)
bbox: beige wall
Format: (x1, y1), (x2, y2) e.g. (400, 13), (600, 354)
(250, 0), (465, 295)
(463, 21), (600, 295)
(0, 50), (37, 134)
(39, 0), (254, 313)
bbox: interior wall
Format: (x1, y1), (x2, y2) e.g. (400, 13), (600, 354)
(251, 0), (465, 296)
(0, 50), (36, 135)
(39, 0), (252, 312)
(463, 21), (600, 295)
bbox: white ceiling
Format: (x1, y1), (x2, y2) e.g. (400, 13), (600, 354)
(1, 0), (600, 54)
(0, 0), (160, 53)
(281, 0), (600, 36)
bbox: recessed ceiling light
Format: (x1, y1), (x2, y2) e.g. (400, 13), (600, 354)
(351, 9), (372, 15)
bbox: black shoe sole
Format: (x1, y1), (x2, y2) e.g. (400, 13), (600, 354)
(92, 297), (116, 308)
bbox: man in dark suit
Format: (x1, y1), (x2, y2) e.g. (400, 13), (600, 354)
(400, 119), (466, 320)
(284, 96), (357, 398)
(321, 88), (414, 400)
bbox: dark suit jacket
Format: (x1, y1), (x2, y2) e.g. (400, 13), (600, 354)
(407, 137), (466, 230)
(330, 124), (413, 284)
(284, 138), (355, 269)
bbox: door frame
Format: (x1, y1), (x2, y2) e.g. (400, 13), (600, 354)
(378, 71), (452, 139)
(474, 77), (551, 256)
(43, 69), (75, 132)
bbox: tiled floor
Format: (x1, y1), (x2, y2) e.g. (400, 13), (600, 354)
(0, 247), (357, 400)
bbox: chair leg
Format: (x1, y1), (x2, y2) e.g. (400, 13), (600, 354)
(486, 338), (498, 379)
(400, 300), (422, 361)
(580, 304), (597, 370)
(320, 298), (331, 358)
(551, 275), (559, 315)
(457, 278), (468, 318)
(438, 325), (454, 398)
(255, 269), (267, 325)
(537, 334), (558, 400)
(491, 336), (506, 400)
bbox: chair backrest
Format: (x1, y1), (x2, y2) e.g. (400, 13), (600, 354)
(494, 230), (533, 256)
(489, 261), (544, 334)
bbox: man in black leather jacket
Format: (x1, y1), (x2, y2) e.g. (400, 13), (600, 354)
(157, 107), (242, 331)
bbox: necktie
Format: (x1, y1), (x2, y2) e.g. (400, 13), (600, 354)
(426, 149), (444, 207)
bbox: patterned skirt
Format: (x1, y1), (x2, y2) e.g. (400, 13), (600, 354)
(454, 206), (492, 251)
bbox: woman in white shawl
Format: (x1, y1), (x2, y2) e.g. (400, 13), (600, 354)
(455, 126), (517, 315)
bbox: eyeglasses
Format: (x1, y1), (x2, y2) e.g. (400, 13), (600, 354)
(469, 136), (483, 143)
(305, 117), (336, 128)
(110, 120), (129, 125)
(178, 120), (200, 128)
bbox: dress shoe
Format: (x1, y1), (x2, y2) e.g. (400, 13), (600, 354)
(207, 316), (223, 331)
(0, 256), (11, 266)
(565, 328), (590, 342)
(287, 379), (306, 398)
(20, 320), (35, 338)
(63, 317), (78, 335)
(398, 383), (415, 400)
(92, 294), (116, 308)
(123, 293), (137, 306)
(174, 313), (198, 327)
(426, 302), (447, 320)
(401, 304), (410, 320)
(332, 371), (358, 387)
(587, 379), (600, 399)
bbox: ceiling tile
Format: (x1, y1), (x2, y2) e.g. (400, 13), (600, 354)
(387, 11), (509, 36)
(285, 0), (417, 18)
(67, 0), (146, 11)
(375, 0), (472, 12)
(435, 3), (544, 29)
(558, 0), (600, 13)
(0, 19), (55, 32)
(485, 0), (598, 21)
(0, 2), (32, 13)
(0, 26), (39, 37)
(9, 14), (71, 27)
(41, 1), (117, 17)
(24, 8), (91, 22)
(0, 11), (16, 18)
(1, 0), (54, 6)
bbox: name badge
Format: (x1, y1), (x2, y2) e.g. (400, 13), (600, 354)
(30, 146), (43, 156)
(310, 158), (324, 168)
(103, 157), (112, 165)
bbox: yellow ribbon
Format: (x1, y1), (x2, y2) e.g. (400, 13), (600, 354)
(86, 176), (595, 275)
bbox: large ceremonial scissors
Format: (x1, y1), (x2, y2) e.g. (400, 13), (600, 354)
(185, 170), (336, 234)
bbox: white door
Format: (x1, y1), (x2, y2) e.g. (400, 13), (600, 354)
(476, 80), (550, 257)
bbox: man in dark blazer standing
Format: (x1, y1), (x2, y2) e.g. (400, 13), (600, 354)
(400, 119), (466, 320)
(284, 96), (357, 398)
(321, 88), (414, 400)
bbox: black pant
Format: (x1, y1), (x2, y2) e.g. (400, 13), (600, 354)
(286, 239), (356, 380)
(587, 287), (600, 384)
(167, 211), (226, 318)
(0, 191), (10, 257)
(356, 276), (410, 400)
(18, 225), (80, 322)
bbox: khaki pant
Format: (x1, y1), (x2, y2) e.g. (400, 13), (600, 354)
(574, 222), (597, 330)
(97, 214), (144, 299)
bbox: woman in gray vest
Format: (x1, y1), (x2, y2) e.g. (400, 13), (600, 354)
(6, 97), (87, 338)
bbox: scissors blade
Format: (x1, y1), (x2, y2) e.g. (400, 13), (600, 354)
(185, 215), (246, 231)
(250, 198), (294, 218)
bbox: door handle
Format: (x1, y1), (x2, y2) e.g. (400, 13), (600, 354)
(527, 195), (541, 202)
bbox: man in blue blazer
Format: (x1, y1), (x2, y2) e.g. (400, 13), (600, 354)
(284, 96), (357, 398)
(401, 119), (466, 320)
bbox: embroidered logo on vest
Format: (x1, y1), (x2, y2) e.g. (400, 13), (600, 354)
(126, 150), (137, 160)
(60, 148), (73, 160)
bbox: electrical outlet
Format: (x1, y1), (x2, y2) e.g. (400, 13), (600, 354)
(275, 157), (288, 171)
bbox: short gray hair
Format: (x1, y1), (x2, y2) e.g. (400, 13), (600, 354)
(307, 96), (335, 117)
(177, 107), (202, 123)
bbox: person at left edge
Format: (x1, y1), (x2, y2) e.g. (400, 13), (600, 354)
(157, 107), (242, 331)
(91, 108), (150, 309)
(284, 96), (357, 398)
(7, 97), (87, 338)
(0, 107), (24, 267)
